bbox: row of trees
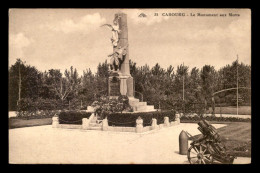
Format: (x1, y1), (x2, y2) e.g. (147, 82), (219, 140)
(131, 60), (250, 112)
(9, 58), (251, 112)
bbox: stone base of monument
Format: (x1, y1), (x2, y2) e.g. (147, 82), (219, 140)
(86, 98), (156, 112)
(128, 97), (156, 112)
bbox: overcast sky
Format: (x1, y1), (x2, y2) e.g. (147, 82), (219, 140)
(9, 9), (251, 76)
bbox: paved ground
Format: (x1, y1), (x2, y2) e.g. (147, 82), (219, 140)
(9, 123), (251, 164)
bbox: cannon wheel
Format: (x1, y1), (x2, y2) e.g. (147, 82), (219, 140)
(187, 143), (213, 164)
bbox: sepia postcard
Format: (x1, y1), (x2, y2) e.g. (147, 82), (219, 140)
(9, 8), (251, 164)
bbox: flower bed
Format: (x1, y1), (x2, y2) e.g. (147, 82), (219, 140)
(58, 111), (92, 125)
(11, 110), (60, 120)
(180, 115), (251, 123)
(106, 110), (176, 127)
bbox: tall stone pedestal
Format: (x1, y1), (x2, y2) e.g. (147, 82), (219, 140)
(107, 13), (134, 98)
(108, 72), (134, 97)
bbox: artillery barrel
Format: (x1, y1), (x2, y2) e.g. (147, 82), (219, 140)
(198, 120), (220, 142)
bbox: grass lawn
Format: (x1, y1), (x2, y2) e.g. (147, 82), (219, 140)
(217, 122), (251, 157)
(207, 106), (251, 115)
(9, 118), (52, 129)
(189, 122), (251, 157)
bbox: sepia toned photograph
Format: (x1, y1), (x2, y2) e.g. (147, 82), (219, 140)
(8, 8), (251, 164)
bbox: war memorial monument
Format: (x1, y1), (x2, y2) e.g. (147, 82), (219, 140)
(87, 13), (155, 112)
(9, 9), (251, 164)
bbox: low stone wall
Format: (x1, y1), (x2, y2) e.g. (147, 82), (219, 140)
(52, 113), (180, 133)
(52, 118), (82, 129)
(52, 113), (95, 129)
(106, 126), (136, 132)
(102, 115), (180, 133)
(58, 124), (82, 129)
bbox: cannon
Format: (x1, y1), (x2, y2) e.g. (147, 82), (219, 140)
(186, 119), (236, 164)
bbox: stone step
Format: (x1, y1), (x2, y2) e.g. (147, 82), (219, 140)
(147, 105), (155, 109)
(89, 122), (102, 127)
(129, 99), (140, 103)
(137, 109), (155, 112)
(129, 97), (156, 112)
(137, 102), (147, 106)
(129, 101), (147, 107)
(128, 98), (140, 105)
(135, 105), (148, 110)
(87, 126), (102, 130)
(138, 105), (154, 109)
(129, 102), (140, 107)
(136, 105), (155, 112)
(128, 97), (140, 101)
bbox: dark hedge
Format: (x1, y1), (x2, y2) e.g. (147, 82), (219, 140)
(58, 111), (92, 124)
(106, 110), (176, 127)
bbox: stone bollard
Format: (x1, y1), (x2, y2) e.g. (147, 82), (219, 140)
(82, 118), (90, 130)
(176, 114), (180, 124)
(179, 130), (188, 155)
(136, 116), (143, 133)
(102, 117), (108, 131)
(52, 116), (59, 128)
(164, 117), (170, 127)
(151, 118), (158, 130)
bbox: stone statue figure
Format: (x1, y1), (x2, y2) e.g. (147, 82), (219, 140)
(101, 15), (121, 47)
(108, 44), (128, 72)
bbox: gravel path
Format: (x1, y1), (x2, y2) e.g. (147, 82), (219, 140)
(177, 113), (251, 119)
(9, 123), (250, 164)
(205, 114), (251, 119)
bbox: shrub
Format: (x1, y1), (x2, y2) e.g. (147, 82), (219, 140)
(58, 111), (92, 124)
(13, 110), (60, 120)
(17, 97), (80, 113)
(106, 110), (176, 127)
(91, 95), (133, 118)
(16, 98), (66, 119)
(17, 98), (36, 112)
(68, 98), (83, 110)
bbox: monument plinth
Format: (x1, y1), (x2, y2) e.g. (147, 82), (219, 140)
(108, 72), (120, 97)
